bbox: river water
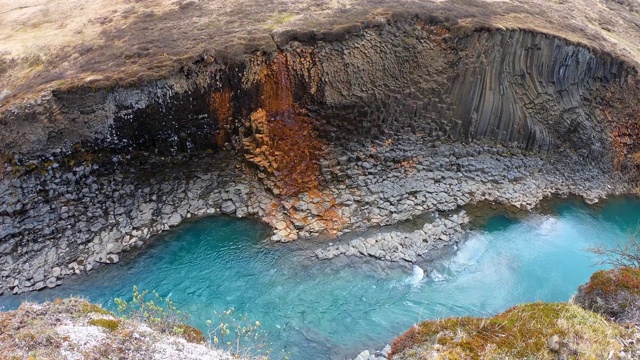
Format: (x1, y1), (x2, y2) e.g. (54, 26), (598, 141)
(1, 197), (639, 359)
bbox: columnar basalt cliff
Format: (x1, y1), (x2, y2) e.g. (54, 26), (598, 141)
(2, 22), (635, 161)
(1, 16), (640, 294)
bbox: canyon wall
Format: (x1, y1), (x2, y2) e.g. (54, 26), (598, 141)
(1, 18), (639, 294)
(2, 21), (635, 163)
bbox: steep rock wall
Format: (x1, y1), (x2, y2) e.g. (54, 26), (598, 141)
(1, 18), (639, 295)
(277, 26), (631, 160)
(450, 31), (627, 156)
(1, 20), (634, 165)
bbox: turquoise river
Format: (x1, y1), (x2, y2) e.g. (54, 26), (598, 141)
(1, 197), (639, 359)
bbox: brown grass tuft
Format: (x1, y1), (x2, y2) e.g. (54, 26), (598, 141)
(389, 302), (627, 360)
(2, 0), (640, 112)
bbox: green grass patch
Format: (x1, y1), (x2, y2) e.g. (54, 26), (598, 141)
(80, 302), (114, 316)
(88, 318), (122, 332)
(267, 13), (297, 30)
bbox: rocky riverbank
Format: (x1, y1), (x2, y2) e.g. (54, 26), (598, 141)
(0, 153), (273, 295)
(0, 128), (631, 295)
(313, 211), (470, 263)
(309, 132), (629, 263)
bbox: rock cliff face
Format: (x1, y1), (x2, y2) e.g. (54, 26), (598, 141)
(1, 17), (639, 294)
(2, 21), (635, 165)
(450, 31), (626, 154)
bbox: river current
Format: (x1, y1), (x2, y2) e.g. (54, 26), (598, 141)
(1, 197), (638, 359)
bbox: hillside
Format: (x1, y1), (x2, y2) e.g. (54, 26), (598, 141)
(2, 0), (640, 109)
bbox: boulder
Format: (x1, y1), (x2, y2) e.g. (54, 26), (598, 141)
(547, 334), (560, 352)
(166, 213), (182, 227)
(220, 200), (236, 214)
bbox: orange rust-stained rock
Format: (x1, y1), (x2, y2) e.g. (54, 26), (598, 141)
(243, 53), (326, 196)
(417, 22), (450, 50)
(261, 53), (294, 115)
(294, 190), (347, 237)
(598, 81), (640, 184)
(208, 90), (233, 148)
(317, 206), (348, 237)
(201, 53), (326, 197)
(244, 108), (325, 196)
(261, 189), (348, 240)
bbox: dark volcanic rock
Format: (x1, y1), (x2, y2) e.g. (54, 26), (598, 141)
(0, 17), (639, 295)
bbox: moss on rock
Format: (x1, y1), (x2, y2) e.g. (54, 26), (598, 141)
(573, 267), (640, 323)
(88, 318), (122, 331)
(389, 302), (627, 360)
(175, 323), (206, 344)
(79, 301), (114, 316)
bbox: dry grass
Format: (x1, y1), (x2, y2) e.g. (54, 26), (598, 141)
(1, 0), (640, 110)
(389, 302), (631, 360)
(0, 297), (221, 360)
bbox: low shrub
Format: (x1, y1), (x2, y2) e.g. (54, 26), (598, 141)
(115, 286), (275, 357)
(115, 286), (197, 342)
(206, 307), (271, 358)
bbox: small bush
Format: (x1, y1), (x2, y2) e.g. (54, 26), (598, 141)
(115, 286), (273, 356)
(115, 286), (191, 340)
(587, 226), (640, 269)
(206, 307), (272, 358)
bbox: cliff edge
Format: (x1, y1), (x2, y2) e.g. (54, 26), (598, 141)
(0, 297), (234, 360)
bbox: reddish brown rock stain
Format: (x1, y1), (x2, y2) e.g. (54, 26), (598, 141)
(208, 89), (233, 148)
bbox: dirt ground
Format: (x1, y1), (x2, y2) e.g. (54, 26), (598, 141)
(1, 0), (640, 108)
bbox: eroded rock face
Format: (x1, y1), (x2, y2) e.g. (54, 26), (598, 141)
(1, 21), (635, 164)
(450, 31), (624, 154)
(0, 18), (639, 294)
